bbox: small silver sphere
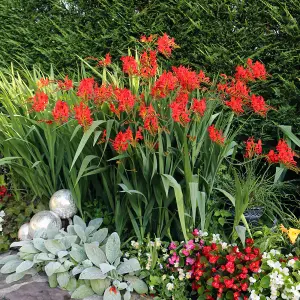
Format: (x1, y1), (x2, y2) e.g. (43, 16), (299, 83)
(49, 189), (77, 219)
(29, 211), (62, 238)
(18, 223), (31, 241)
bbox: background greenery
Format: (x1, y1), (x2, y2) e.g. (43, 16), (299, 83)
(1, 0), (299, 140)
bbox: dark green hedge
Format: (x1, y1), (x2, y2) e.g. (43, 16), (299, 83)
(1, 0), (299, 138)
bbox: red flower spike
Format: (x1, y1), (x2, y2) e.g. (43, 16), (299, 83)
(251, 94), (270, 117)
(74, 102), (93, 129)
(120, 56), (139, 76)
(113, 88), (136, 115)
(225, 96), (244, 114)
(94, 84), (114, 105)
(98, 53), (111, 67)
(77, 78), (95, 100)
(58, 75), (73, 91)
(139, 50), (158, 78)
(192, 98), (206, 117)
(157, 33), (177, 57)
(245, 137), (263, 159)
(140, 34), (154, 43)
(151, 71), (178, 99)
(169, 92), (190, 126)
(31, 91), (49, 112)
(172, 66), (200, 92)
(52, 100), (69, 124)
(37, 78), (50, 89)
(208, 125), (225, 145)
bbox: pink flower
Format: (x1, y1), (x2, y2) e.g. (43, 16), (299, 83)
(169, 242), (177, 250)
(192, 229), (199, 236)
(186, 257), (195, 265)
(182, 249), (190, 256)
(185, 240), (195, 251)
(168, 252), (179, 265)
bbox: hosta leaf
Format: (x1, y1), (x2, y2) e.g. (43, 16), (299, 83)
(84, 243), (106, 266)
(85, 226), (96, 237)
(0, 255), (19, 265)
(124, 275), (148, 294)
(19, 244), (39, 254)
(91, 278), (111, 296)
(6, 272), (25, 284)
(100, 263), (116, 274)
(57, 271), (70, 288)
(105, 232), (120, 264)
(90, 228), (108, 244)
(58, 250), (69, 258)
(1, 260), (22, 274)
(79, 267), (107, 280)
(70, 245), (87, 263)
(48, 274), (58, 288)
(10, 241), (32, 248)
(74, 224), (86, 242)
(66, 277), (77, 292)
(33, 238), (47, 252)
(71, 284), (94, 299)
(103, 286), (121, 300)
(44, 239), (66, 255)
(45, 262), (61, 277)
(88, 218), (103, 230)
(117, 258), (141, 275)
(16, 261), (35, 273)
(73, 216), (86, 230)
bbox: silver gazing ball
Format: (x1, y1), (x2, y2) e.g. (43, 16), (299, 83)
(29, 210), (62, 238)
(49, 189), (77, 219)
(18, 223), (31, 241)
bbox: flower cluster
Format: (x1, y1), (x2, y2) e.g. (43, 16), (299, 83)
(112, 128), (143, 153)
(249, 250), (300, 300)
(30, 91), (49, 112)
(0, 186), (10, 202)
(244, 137), (262, 159)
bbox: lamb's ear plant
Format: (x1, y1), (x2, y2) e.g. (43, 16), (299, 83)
(0, 215), (147, 299)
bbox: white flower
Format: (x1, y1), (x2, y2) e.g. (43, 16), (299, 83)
(282, 267), (289, 276)
(186, 272), (192, 279)
(155, 238), (161, 247)
(162, 275), (166, 280)
(131, 241), (140, 249)
(249, 290), (261, 300)
(249, 277), (256, 283)
(166, 283), (174, 291)
(221, 242), (228, 250)
(262, 252), (271, 259)
(178, 273), (185, 281)
(0, 210), (5, 217)
(199, 230), (208, 237)
(0, 224), (2, 232)
(287, 259), (296, 267)
(125, 252), (130, 258)
(169, 275), (175, 281)
(149, 285), (154, 291)
(174, 262), (179, 268)
(211, 234), (221, 243)
(163, 253), (169, 260)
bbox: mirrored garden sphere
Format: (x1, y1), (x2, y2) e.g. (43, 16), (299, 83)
(18, 223), (31, 241)
(49, 189), (77, 219)
(29, 210), (62, 238)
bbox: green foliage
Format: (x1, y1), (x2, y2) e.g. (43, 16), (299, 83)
(0, 0), (299, 139)
(0, 194), (47, 252)
(0, 215), (147, 300)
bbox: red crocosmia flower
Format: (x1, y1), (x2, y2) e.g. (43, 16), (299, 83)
(58, 75), (73, 91)
(31, 91), (49, 112)
(208, 125), (225, 145)
(139, 50), (158, 78)
(157, 33), (177, 57)
(94, 84), (114, 105)
(244, 137), (263, 158)
(139, 103), (159, 135)
(225, 96), (244, 114)
(52, 100), (69, 123)
(109, 286), (117, 295)
(98, 53), (111, 67)
(266, 139), (298, 170)
(192, 98), (206, 117)
(235, 59), (267, 82)
(198, 70), (210, 84)
(151, 71), (178, 98)
(120, 56), (139, 76)
(112, 128), (137, 153)
(172, 66), (200, 92)
(169, 92), (190, 126)
(140, 34), (154, 43)
(74, 102), (93, 129)
(113, 88), (136, 116)
(37, 78), (50, 89)
(77, 78), (96, 100)
(251, 94), (270, 117)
